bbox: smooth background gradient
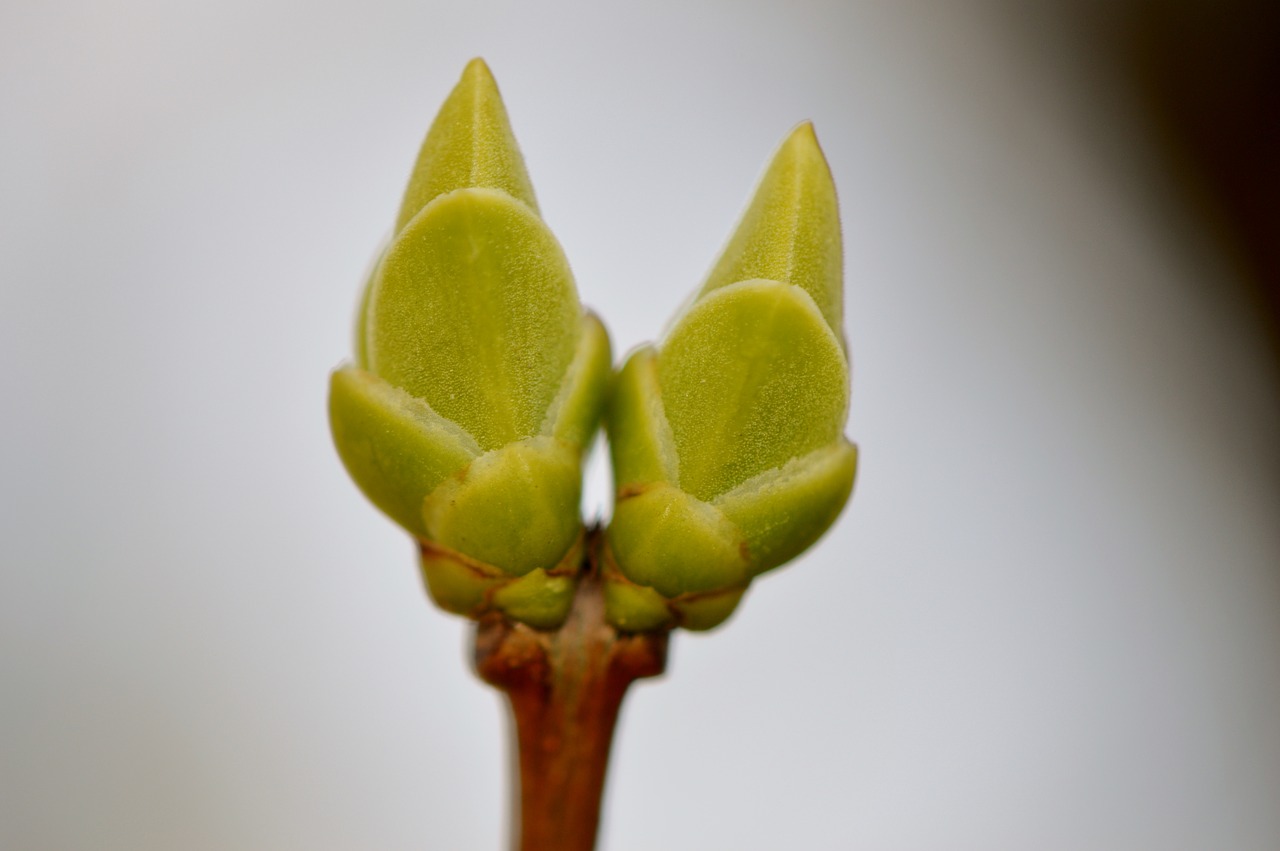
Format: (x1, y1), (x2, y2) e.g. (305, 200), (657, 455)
(3, 2), (1279, 849)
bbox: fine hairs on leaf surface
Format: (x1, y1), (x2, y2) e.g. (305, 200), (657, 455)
(327, 57), (857, 851)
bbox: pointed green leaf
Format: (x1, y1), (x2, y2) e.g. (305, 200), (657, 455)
(541, 312), (613, 448)
(699, 123), (843, 338)
(395, 57), (538, 234)
(423, 436), (581, 576)
(607, 483), (747, 598)
(715, 440), (857, 575)
(329, 367), (480, 539)
(606, 346), (680, 489)
(658, 279), (847, 501)
(367, 188), (581, 451)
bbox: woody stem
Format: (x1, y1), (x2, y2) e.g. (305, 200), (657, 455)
(473, 527), (668, 851)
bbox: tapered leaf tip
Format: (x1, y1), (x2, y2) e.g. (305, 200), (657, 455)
(773, 121), (827, 173)
(700, 120), (843, 336)
(458, 58), (503, 105)
(788, 119), (817, 146)
(462, 56), (495, 82)
(394, 58), (539, 233)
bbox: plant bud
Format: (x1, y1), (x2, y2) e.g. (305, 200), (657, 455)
(329, 59), (610, 629)
(605, 124), (856, 631)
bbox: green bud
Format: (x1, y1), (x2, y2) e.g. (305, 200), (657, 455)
(605, 124), (856, 631)
(329, 60), (611, 628)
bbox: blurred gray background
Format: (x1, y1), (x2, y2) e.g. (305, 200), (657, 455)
(3, 1), (1279, 849)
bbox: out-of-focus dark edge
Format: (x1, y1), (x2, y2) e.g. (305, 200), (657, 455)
(1002, 0), (1280, 354)
(1115, 0), (1280, 333)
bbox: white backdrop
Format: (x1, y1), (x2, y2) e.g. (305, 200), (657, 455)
(3, 2), (1279, 849)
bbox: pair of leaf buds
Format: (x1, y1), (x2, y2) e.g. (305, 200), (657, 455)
(329, 59), (857, 633)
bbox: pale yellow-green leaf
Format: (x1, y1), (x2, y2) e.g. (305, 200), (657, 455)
(606, 346), (680, 489)
(658, 279), (847, 501)
(715, 440), (857, 576)
(419, 540), (578, 628)
(603, 574), (675, 632)
(606, 483), (747, 598)
(423, 436), (581, 577)
(673, 585), (748, 631)
(541, 312), (612, 448)
(367, 188), (580, 451)
(353, 246), (385, 369)
(328, 367), (480, 540)
(492, 569), (577, 630)
(395, 58), (538, 235)
(699, 122), (843, 338)
(419, 545), (503, 617)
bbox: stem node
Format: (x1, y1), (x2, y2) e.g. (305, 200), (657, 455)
(474, 528), (668, 851)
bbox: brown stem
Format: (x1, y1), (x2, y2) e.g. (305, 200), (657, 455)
(473, 527), (668, 851)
